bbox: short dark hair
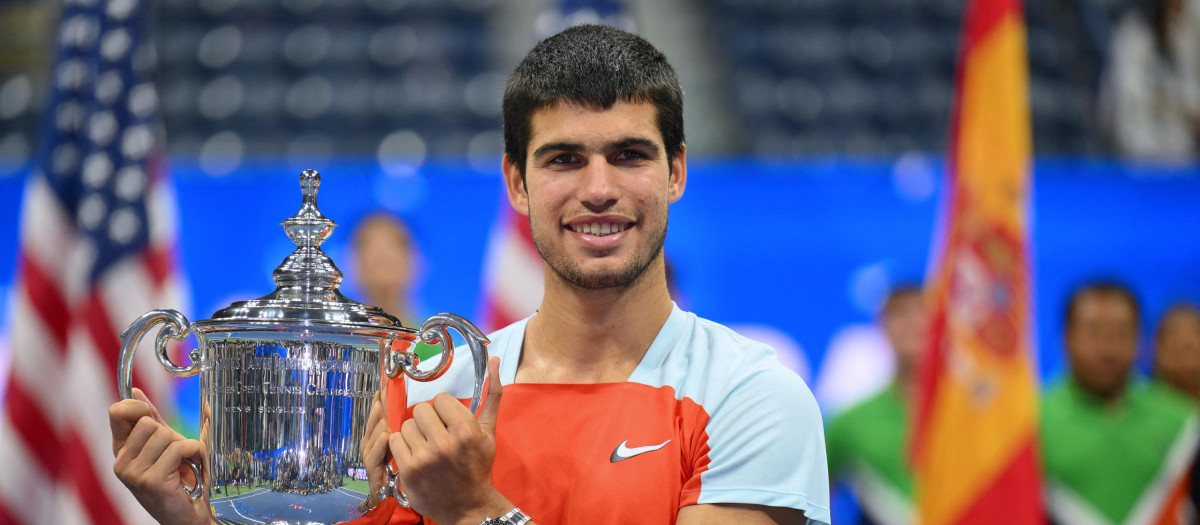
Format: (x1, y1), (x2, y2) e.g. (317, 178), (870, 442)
(1064, 281), (1141, 330)
(502, 24), (685, 177)
(1156, 303), (1200, 343)
(881, 284), (923, 318)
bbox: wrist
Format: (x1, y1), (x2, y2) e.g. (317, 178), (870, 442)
(449, 491), (516, 525)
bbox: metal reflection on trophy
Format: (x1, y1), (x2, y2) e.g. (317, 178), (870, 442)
(117, 169), (489, 524)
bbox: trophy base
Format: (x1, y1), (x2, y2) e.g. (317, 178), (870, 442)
(211, 486), (366, 525)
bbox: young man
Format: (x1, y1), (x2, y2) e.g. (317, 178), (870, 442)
(1041, 282), (1196, 525)
(825, 286), (926, 525)
(109, 25), (830, 525)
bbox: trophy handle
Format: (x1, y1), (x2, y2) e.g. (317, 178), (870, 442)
(384, 312), (490, 508)
(118, 309), (205, 501)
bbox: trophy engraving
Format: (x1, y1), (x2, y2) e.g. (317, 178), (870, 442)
(117, 170), (489, 524)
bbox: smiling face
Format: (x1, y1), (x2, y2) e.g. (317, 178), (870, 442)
(502, 100), (686, 290)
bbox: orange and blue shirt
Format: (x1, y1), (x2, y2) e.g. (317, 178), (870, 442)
(366, 305), (831, 524)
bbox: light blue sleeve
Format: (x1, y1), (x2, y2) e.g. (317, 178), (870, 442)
(695, 365), (832, 524)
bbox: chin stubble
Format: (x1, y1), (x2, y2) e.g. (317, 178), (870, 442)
(529, 213), (667, 291)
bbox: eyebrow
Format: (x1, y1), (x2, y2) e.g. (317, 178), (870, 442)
(612, 138), (661, 155)
(531, 137), (662, 160)
(532, 142), (584, 160)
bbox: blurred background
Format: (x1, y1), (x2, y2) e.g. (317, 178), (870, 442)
(0, 0), (1198, 522)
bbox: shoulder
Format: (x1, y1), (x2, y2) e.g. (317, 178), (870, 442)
(1039, 378), (1074, 415)
(1137, 380), (1197, 422)
(646, 310), (818, 417)
(829, 387), (895, 431)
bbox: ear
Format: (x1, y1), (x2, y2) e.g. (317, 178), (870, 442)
(502, 153), (530, 216)
(668, 144), (687, 203)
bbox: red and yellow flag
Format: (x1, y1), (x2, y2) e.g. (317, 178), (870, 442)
(911, 0), (1043, 523)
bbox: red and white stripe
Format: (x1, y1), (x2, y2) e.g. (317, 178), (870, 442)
(481, 206), (544, 332)
(0, 164), (186, 523)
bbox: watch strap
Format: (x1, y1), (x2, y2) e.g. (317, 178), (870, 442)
(481, 508), (531, 525)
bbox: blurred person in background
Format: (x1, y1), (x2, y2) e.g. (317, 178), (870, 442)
(1100, 0), (1200, 162)
(825, 285), (926, 525)
(1153, 303), (1200, 402)
(1042, 282), (1197, 525)
(352, 211), (421, 325)
(350, 211), (442, 379)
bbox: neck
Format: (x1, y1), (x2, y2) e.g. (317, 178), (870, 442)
(1073, 377), (1126, 407)
(894, 364), (916, 401)
(518, 257), (675, 384)
(1161, 373), (1200, 401)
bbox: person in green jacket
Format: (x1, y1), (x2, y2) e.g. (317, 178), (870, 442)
(826, 285), (925, 525)
(1042, 282), (1197, 525)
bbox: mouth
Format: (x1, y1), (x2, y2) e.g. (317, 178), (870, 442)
(565, 220), (634, 237)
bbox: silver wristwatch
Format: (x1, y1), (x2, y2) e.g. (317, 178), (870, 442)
(481, 508), (531, 525)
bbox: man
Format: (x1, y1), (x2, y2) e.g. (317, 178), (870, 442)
(352, 211), (421, 326)
(1041, 282), (1197, 525)
(1153, 303), (1200, 402)
(825, 286), (925, 525)
(109, 24), (831, 525)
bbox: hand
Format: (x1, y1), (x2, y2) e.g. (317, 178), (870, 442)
(359, 391), (392, 511)
(389, 356), (512, 525)
(109, 388), (214, 525)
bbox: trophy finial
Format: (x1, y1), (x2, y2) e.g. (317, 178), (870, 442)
(285, 169), (333, 245)
(272, 169), (342, 292)
(300, 169), (320, 196)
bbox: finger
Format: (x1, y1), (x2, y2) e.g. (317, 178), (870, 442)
(477, 356), (503, 435)
(365, 392), (385, 431)
(432, 392), (473, 429)
(132, 387), (166, 425)
(132, 424), (178, 474)
(110, 399), (154, 456)
(116, 416), (159, 467)
(388, 431), (413, 474)
(150, 439), (206, 490)
(199, 400), (212, 445)
(365, 422), (390, 470)
(411, 401), (449, 446)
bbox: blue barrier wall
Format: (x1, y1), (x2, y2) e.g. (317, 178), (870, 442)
(1, 157), (1198, 419)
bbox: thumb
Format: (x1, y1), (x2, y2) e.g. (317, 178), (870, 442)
(477, 356), (503, 435)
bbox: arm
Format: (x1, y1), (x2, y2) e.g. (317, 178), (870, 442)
(109, 388), (216, 525)
(677, 503), (814, 525)
(679, 366), (831, 525)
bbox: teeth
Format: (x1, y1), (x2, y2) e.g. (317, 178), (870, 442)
(572, 222), (628, 236)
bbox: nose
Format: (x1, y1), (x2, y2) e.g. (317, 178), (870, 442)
(578, 156), (619, 210)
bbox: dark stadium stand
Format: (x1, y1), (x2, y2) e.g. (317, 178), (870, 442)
(704, 0), (1118, 155)
(152, 0), (503, 161)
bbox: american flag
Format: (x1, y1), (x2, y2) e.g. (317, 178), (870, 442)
(481, 206), (544, 332)
(0, 0), (185, 523)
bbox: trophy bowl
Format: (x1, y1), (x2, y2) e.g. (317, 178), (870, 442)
(117, 170), (488, 524)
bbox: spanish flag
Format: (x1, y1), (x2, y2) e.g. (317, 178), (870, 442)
(911, 0), (1043, 523)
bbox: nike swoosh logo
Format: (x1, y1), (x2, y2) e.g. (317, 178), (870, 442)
(610, 439), (672, 463)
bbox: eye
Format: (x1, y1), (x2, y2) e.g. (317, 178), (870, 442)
(548, 153), (578, 165)
(614, 150), (646, 161)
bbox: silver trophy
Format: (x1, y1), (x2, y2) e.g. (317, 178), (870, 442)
(118, 169), (489, 524)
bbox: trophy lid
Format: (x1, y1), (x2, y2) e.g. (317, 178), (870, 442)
(201, 169), (406, 331)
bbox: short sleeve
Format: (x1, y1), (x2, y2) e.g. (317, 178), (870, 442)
(685, 366), (832, 524)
